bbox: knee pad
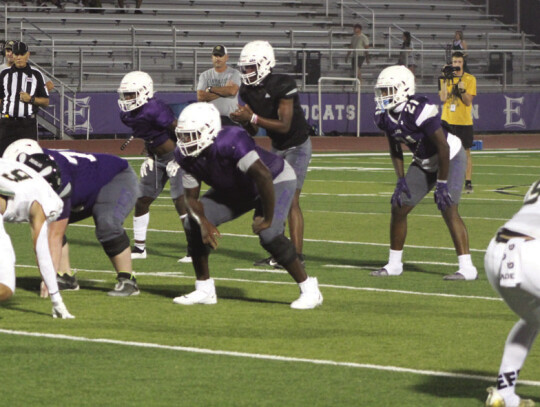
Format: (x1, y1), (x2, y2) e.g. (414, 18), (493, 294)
(184, 216), (212, 257)
(260, 234), (297, 266)
(101, 231), (130, 257)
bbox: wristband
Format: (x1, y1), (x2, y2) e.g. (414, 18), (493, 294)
(30, 96), (36, 105)
(436, 179), (447, 184)
(250, 113), (258, 125)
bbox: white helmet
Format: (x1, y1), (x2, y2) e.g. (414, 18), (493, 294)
(3, 138), (43, 161)
(237, 40), (276, 86)
(374, 65), (415, 111)
(117, 71), (154, 112)
(175, 103), (222, 157)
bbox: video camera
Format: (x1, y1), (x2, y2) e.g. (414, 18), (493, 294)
(441, 64), (459, 80)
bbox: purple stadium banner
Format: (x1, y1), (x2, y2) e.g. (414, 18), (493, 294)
(67, 92), (540, 135)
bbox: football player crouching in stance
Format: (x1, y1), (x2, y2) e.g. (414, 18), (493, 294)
(483, 179), (540, 407)
(167, 102), (323, 309)
(372, 65), (477, 280)
(0, 155), (74, 318)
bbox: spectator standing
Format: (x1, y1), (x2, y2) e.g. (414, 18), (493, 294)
(397, 31), (416, 75)
(0, 156), (74, 318)
(371, 65), (477, 281)
(0, 40), (13, 71)
(451, 30), (469, 73)
(439, 51), (477, 193)
(0, 41), (49, 155)
(169, 103), (323, 309)
(345, 24), (370, 81)
(118, 0), (142, 14)
(483, 178), (540, 407)
(117, 71), (190, 263)
(197, 45), (241, 126)
(231, 40), (312, 269)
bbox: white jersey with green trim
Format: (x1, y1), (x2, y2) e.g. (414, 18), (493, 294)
(0, 159), (63, 223)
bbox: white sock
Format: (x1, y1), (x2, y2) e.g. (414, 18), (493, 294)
(133, 213), (150, 244)
(195, 278), (215, 294)
(384, 249), (403, 275)
(458, 254), (473, 269)
(497, 320), (538, 405)
(298, 276), (318, 293)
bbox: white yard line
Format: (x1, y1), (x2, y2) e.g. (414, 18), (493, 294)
(67, 223), (488, 252)
(17, 264), (499, 302)
(1, 328), (537, 386)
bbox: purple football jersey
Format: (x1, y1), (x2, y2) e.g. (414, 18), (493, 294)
(174, 126), (285, 199)
(119, 98), (175, 152)
(374, 95), (445, 160)
(44, 149), (129, 220)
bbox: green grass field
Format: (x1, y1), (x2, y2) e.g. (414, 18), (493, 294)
(2, 150), (540, 406)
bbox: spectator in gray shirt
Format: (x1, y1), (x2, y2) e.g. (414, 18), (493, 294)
(197, 45), (241, 126)
(346, 24), (370, 81)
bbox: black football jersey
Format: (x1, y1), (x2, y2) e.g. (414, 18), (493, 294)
(239, 73), (311, 150)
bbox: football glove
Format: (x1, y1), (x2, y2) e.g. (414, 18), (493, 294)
(434, 181), (454, 211)
(52, 299), (75, 319)
(140, 157), (154, 178)
(166, 160), (180, 178)
(391, 177), (412, 207)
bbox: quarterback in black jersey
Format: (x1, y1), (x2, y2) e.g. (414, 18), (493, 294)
(231, 40), (311, 269)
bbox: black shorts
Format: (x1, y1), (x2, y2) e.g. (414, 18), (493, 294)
(351, 56), (366, 71)
(443, 122), (474, 149)
(0, 117), (38, 156)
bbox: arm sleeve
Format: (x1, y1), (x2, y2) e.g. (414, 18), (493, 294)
(35, 221), (60, 296)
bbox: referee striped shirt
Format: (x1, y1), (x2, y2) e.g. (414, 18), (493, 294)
(0, 63), (49, 118)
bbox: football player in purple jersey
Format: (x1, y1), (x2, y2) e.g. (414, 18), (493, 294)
(4, 139), (140, 296)
(371, 65), (477, 280)
(231, 40), (312, 270)
(118, 71), (190, 264)
(167, 102), (322, 309)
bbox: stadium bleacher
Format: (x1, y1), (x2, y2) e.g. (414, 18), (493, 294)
(1, 0), (538, 92)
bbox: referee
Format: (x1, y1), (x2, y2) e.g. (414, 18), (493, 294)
(0, 41), (49, 155)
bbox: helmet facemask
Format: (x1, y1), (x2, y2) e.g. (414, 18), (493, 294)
(238, 41), (276, 86)
(175, 103), (222, 157)
(117, 71), (154, 112)
(374, 65), (415, 112)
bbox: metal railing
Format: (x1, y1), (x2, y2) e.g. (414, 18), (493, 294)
(387, 24), (424, 80)
(339, 0), (376, 43)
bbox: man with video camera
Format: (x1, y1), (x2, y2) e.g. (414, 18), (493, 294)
(439, 51), (476, 193)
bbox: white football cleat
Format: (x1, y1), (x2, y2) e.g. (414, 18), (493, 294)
(485, 387), (535, 407)
(173, 278), (217, 305)
(290, 277), (323, 310)
(444, 266), (478, 281)
(131, 246), (147, 260)
(52, 301), (75, 319)
(177, 255), (192, 264)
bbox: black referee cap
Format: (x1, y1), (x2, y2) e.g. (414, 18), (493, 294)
(12, 41), (29, 55)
